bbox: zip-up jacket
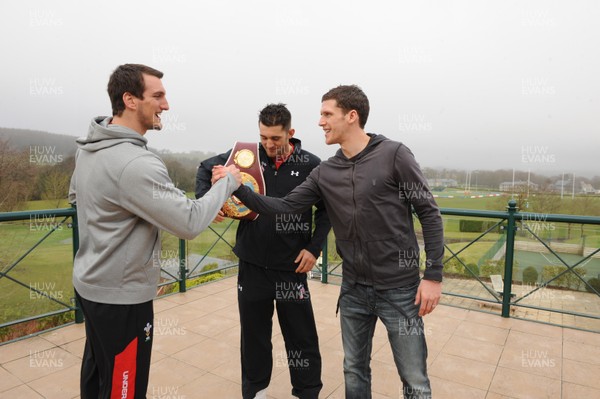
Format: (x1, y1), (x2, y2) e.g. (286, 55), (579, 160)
(196, 138), (331, 270)
(234, 134), (444, 289)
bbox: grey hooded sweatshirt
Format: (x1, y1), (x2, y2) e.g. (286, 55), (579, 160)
(69, 117), (237, 304)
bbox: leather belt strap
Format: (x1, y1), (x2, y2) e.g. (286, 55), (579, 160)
(222, 142), (266, 220)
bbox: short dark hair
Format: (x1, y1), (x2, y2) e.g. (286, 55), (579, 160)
(322, 85), (370, 129)
(107, 64), (164, 116)
(258, 103), (292, 131)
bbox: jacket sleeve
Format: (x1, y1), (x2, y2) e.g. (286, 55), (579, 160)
(305, 199), (331, 258)
(195, 150), (232, 199)
(68, 173), (76, 205)
(119, 153), (238, 240)
(303, 157), (331, 258)
(394, 144), (444, 282)
(68, 150), (80, 205)
(234, 165), (323, 215)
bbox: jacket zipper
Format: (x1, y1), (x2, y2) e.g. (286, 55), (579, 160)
(351, 163), (365, 283)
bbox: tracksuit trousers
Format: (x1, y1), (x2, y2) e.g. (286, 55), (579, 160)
(76, 291), (154, 399)
(237, 260), (322, 399)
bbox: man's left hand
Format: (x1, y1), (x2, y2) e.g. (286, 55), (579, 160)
(415, 279), (442, 316)
(294, 249), (317, 273)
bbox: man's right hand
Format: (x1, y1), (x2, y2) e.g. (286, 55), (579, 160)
(212, 165), (242, 187)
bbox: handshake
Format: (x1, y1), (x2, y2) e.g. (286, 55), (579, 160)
(211, 164), (242, 187)
(210, 164), (243, 223)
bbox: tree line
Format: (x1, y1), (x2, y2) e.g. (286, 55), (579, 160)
(0, 139), (217, 212)
(422, 167), (600, 192)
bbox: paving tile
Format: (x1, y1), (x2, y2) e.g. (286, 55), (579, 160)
(2, 346), (81, 383)
(442, 334), (503, 365)
(0, 336), (55, 364)
(498, 330), (561, 379)
(59, 336), (85, 359)
(429, 352), (496, 391)
(509, 318), (563, 338)
(217, 302), (241, 321)
(562, 382), (600, 399)
(429, 376), (487, 399)
(436, 305), (470, 320)
(563, 358), (600, 390)
(152, 296), (180, 312)
(0, 384), (45, 399)
(485, 393), (516, 399)
(158, 301), (210, 324)
(27, 363), (79, 399)
(562, 339), (600, 366)
(39, 323), (86, 346)
(488, 367), (561, 399)
(171, 336), (239, 373)
(152, 328), (209, 356)
(424, 313), (463, 336)
(179, 371), (241, 398)
(181, 312), (239, 338)
(454, 320), (510, 346)
(371, 359), (402, 398)
(466, 310), (514, 330)
(563, 327), (600, 346)
(148, 356), (207, 391)
(0, 365), (23, 392)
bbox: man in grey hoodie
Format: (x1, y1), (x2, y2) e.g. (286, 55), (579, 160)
(68, 64), (241, 399)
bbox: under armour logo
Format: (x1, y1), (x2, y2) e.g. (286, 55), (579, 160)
(291, 171), (299, 176)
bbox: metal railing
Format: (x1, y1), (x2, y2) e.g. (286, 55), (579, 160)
(440, 200), (600, 324)
(0, 207), (241, 342)
(2, 200), (600, 341)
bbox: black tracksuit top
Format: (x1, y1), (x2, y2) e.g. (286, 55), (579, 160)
(195, 138), (331, 271)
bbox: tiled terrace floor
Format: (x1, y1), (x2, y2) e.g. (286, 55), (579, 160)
(1, 277), (600, 399)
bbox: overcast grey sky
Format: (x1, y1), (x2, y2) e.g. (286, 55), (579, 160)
(1, 1), (599, 176)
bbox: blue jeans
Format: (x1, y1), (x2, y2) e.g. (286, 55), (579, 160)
(339, 281), (431, 399)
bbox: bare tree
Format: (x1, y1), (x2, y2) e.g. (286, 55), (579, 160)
(41, 169), (71, 208)
(0, 140), (36, 211)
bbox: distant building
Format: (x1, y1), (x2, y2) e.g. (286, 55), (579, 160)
(499, 180), (539, 192)
(580, 182), (598, 194)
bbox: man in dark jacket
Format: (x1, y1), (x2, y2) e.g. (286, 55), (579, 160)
(226, 86), (444, 399)
(196, 104), (331, 399)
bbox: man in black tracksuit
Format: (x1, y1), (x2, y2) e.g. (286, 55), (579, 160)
(195, 104), (331, 399)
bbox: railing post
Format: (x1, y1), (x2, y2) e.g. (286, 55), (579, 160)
(321, 239), (328, 284)
(502, 200), (518, 317)
(71, 206), (84, 324)
(178, 238), (187, 293)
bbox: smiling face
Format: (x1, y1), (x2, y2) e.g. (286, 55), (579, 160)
(135, 74), (169, 131)
(318, 99), (350, 145)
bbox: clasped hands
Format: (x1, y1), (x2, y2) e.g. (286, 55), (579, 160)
(210, 165), (242, 222)
(212, 164), (242, 186)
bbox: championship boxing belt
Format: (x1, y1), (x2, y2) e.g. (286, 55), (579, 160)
(221, 142), (266, 220)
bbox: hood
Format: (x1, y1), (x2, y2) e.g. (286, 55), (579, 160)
(76, 116), (148, 152)
(331, 133), (388, 164)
